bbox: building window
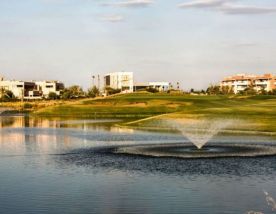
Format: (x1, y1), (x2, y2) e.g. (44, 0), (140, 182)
(105, 75), (110, 86)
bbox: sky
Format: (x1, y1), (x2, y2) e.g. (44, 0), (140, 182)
(1, 0), (276, 90)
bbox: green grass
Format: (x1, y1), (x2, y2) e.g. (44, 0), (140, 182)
(33, 93), (276, 132)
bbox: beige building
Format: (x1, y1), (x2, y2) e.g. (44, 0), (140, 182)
(221, 73), (276, 94)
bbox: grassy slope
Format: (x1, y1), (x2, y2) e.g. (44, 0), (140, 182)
(32, 93), (276, 132)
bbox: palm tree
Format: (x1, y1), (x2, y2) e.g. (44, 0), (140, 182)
(0, 88), (14, 100)
(92, 75), (95, 87)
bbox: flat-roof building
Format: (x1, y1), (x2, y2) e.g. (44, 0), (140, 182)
(104, 72), (134, 93)
(149, 82), (170, 92)
(221, 73), (276, 94)
(36, 81), (64, 98)
(0, 79), (40, 99)
(0, 77), (65, 99)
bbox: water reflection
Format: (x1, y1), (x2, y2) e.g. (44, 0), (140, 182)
(0, 116), (179, 156)
(0, 116), (122, 130)
(0, 116), (124, 155)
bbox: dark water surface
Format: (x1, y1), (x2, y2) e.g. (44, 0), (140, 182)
(0, 116), (276, 214)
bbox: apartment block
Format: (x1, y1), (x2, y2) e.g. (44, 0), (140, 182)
(221, 74), (276, 94)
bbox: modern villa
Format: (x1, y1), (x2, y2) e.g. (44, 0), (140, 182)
(221, 73), (276, 94)
(104, 72), (134, 93)
(35, 81), (65, 98)
(0, 77), (64, 99)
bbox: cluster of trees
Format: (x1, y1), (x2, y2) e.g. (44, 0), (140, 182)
(238, 86), (276, 96)
(206, 85), (234, 95)
(48, 85), (100, 100)
(205, 84), (276, 96)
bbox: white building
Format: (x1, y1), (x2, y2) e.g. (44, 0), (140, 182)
(0, 77), (65, 99)
(0, 79), (40, 99)
(149, 82), (170, 92)
(35, 81), (64, 98)
(104, 72), (134, 93)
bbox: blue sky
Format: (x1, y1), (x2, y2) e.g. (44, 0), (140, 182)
(1, 0), (276, 90)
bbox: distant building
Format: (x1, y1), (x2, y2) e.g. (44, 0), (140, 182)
(104, 72), (134, 93)
(221, 73), (276, 94)
(133, 83), (149, 91)
(0, 79), (40, 99)
(149, 82), (170, 92)
(254, 74), (276, 93)
(0, 77), (64, 99)
(36, 81), (64, 98)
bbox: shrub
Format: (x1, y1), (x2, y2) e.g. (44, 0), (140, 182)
(23, 103), (33, 109)
(105, 87), (121, 95)
(87, 86), (100, 98)
(146, 87), (159, 93)
(48, 92), (58, 100)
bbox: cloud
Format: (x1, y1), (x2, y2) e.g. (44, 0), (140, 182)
(102, 0), (154, 8)
(221, 4), (276, 15)
(178, 0), (276, 15)
(178, 0), (230, 8)
(100, 14), (124, 22)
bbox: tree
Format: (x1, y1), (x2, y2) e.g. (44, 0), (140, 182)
(239, 85), (257, 96)
(87, 86), (100, 98)
(0, 88), (15, 101)
(48, 92), (58, 100)
(271, 89), (276, 95)
(260, 88), (268, 95)
(220, 86), (234, 95)
(61, 85), (85, 99)
(206, 85), (220, 95)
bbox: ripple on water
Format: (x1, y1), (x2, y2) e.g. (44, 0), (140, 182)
(56, 143), (276, 179)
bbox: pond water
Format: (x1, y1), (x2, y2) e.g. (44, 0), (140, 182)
(1, 116), (276, 214)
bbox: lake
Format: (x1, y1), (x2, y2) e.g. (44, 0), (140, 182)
(0, 116), (276, 214)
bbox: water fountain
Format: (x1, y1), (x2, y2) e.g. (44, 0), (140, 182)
(165, 118), (235, 149)
(113, 118), (276, 159)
